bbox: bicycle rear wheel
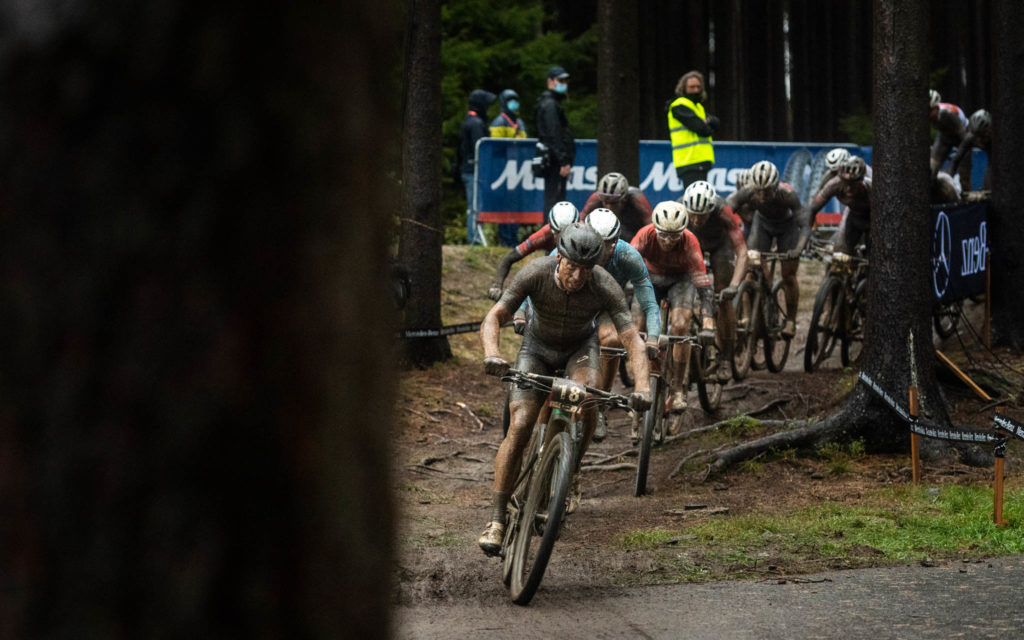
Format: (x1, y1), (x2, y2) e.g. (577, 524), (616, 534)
(804, 276), (842, 372)
(764, 280), (792, 372)
(842, 278), (868, 366)
(509, 430), (574, 605)
(635, 374), (663, 496)
(731, 280), (756, 380)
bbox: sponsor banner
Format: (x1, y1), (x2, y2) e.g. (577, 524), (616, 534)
(931, 201), (987, 304)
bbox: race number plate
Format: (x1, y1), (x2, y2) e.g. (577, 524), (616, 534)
(550, 378), (587, 412)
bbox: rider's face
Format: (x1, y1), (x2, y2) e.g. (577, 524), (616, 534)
(601, 239), (616, 264)
(656, 230), (684, 251)
(557, 256), (593, 291)
(688, 213), (708, 230)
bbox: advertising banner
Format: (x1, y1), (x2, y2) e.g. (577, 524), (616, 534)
(931, 201), (987, 304)
(474, 138), (986, 228)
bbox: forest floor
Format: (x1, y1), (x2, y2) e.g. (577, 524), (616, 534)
(392, 244), (1024, 606)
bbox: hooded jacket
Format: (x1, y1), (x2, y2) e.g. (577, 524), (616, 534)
(458, 89), (496, 175)
(489, 89), (527, 138)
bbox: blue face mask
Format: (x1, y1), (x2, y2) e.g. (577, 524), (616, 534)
(554, 82), (568, 95)
(507, 100), (519, 112)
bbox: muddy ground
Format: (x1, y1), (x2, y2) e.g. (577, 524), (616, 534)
(393, 245), (1024, 606)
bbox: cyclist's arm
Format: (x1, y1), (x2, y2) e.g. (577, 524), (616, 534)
(618, 326), (651, 394)
(721, 204), (748, 287)
(615, 243), (661, 336)
(948, 132), (976, 176)
(808, 177), (841, 217)
(579, 192), (601, 218)
(782, 188), (813, 252)
(491, 248), (524, 291)
(481, 302), (513, 359)
(684, 233), (714, 322)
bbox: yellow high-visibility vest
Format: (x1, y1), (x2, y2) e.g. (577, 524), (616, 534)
(668, 96), (714, 168)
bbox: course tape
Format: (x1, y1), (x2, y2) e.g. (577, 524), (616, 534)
(994, 413), (1024, 442)
(910, 420), (1003, 444)
(400, 322), (481, 338)
(858, 372), (911, 422)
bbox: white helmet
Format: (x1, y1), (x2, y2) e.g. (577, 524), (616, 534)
(548, 201), (579, 232)
(734, 169), (751, 190)
(825, 148), (850, 171)
(586, 208), (621, 241)
(969, 109), (992, 135)
(596, 172), (629, 196)
(929, 89), (941, 108)
(681, 180), (717, 216)
(652, 201), (689, 233)
(749, 160), (779, 189)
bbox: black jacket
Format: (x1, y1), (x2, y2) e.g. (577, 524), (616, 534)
(535, 90), (575, 167)
(458, 90), (496, 175)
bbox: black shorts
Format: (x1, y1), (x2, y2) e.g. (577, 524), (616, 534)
(748, 213), (801, 253)
(510, 332), (600, 405)
(649, 273), (697, 311)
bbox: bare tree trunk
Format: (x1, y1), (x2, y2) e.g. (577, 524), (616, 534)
(0, 1), (397, 637)
(990, 0), (1024, 348)
(598, 0), (640, 184)
(399, 0), (452, 367)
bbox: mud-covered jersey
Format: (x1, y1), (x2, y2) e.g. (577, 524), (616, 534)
(931, 103), (968, 144)
(580, 186), (653, 242)
(514, 224), (557, 257)
(726, 182), (805, 225)
(497, 256), (632, 346)
(810, 176), (872, 215)
(630, 224), (709, 284)
(690, 196), (745, 253)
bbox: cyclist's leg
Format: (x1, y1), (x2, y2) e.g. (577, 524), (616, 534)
(565, 334), (601, 512)
(710, 243), (736, 357)
(748, 213), (772, 282)
(595, 313), (621, 392)
(667, 278), (696, 409)
(776, 221), (802, 330)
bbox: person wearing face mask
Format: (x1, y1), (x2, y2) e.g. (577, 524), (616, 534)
(667, 70), (720, 188)
(535, 66), (576, 220)
(490, 89), (529, 247)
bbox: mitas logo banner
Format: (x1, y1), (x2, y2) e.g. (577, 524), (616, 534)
(932, 201), (987, 304)
(472, 138), (875, 224)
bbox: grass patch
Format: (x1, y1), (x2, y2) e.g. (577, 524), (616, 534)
(398, 482), (454, 505)
(720, 415), (760, 436)
(816, 438), (866, 475)
(615, 485), (1024, 582)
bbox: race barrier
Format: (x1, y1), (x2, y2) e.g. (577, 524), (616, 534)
(471, 137), (988, 226)
(858, 329), (1020, 526)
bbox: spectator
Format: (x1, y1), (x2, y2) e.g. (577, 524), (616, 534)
(667, 70), (719, 188)
(458, 89), (496, 244)
(535, 66), (575, 218)
(490, 89), (528, 247)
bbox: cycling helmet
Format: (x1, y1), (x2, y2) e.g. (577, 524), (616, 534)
(556, 222), (605, 267)
(969, 109), (992, 135)
(681, 180), (717, 216)
(825, 148), (850, 171)
(596, 172), (629, 196)
(840, 156), (867, 182)
(548, 201), (580, 232)
(586, 208), (621, 241)
(734, 169), (751, 190)
(749, 160), (779, 189)
(652, 201), (689, 233)
(929, 89), (941, 108)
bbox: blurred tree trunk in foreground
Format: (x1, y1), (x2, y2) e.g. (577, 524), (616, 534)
(399, 0), (452, 367)
(0, 2), (397, 637)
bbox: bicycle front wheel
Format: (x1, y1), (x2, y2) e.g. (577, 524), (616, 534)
(635, 374), (663, 497)
(731, 280), (757, 380)
(694, 339), (723, 413)
(509, 430), (574, 605)
(842, 278), (868, 366)
(764, 279), (791, 372)
(804, 276), (842, 372)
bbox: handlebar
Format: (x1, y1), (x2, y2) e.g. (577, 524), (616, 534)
(498, 368), (634, 412)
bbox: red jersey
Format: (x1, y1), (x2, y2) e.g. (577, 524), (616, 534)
(514, 224), (557, 257)
(630, 224), (708, 280)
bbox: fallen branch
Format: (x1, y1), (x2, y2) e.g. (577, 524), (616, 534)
(668, 449), (709, 478)
(455, 401), (485, 431)
(705, 414), (844, 479)
(404, 407), (440, 423)
(748, 396), (792, 417)
(581, 462), (636, 472)
(586, 447), (638, 466)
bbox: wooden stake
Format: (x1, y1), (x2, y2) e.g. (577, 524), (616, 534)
(909, 385), (920, 484)
(935, 349), (993, 401)
(985, 251), (991, 349)
(994, 456), (1006, 526)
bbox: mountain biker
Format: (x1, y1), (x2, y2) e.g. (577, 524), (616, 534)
(929, 89), (971, 187)
(678, 181), (748, 370)
(949, 108), (992, 192)
(631, 201), (715, 412)
(809, 156), (871, 254)
(726, 160), (811, 338)
(488, 201), (579, 301)
(731, 169), (754, 238)
(478, 223), (652, 555)
(580, 172), (654, 242)
(584, 208), (661, 440)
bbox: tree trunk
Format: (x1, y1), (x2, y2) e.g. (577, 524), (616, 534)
(990, 0), (1024, 348)
(0, 2), (397, 637)
(598, 0), (640, 184)
(400, 0), (452, 367)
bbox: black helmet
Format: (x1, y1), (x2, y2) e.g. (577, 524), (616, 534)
(557, 222), (605, 267)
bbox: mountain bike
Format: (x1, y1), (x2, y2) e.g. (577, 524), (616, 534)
(732, 250), (793, 374)
(804, 247), (869, 371)
(495, 368), (638, 605)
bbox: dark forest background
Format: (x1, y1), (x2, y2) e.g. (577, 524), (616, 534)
(436, 0), (992, 241)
